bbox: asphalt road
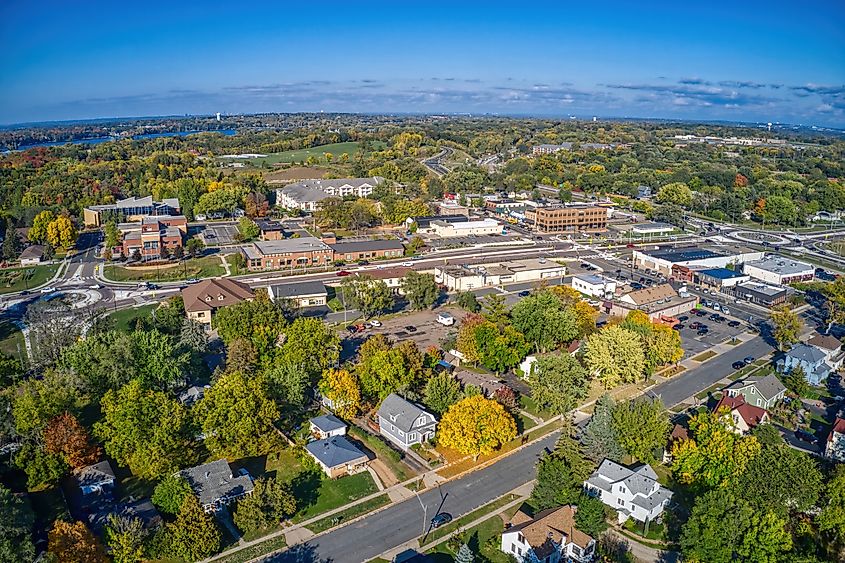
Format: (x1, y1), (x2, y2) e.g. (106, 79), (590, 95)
(649, 336), (776, 407)
(268, 431), (559, 563)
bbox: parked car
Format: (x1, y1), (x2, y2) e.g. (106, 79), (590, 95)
(39, 287), (56, 293)
(518, 290), (530, 297)
(370, 319), (382, 327)
(336, 270), (352, 277)
(405, 325), (418, 333)
(673, 324), (684, 331)
(677, 315), (689, 322)
(401, 261), (414, 267)
(357, 260), (370, 266)
(732, 361), (746, 370)
(743, 356), (755, 365)
(796, 429), (816, 443)
(689, 321), (702, 330)
(430, 513), (453, 529)
(728, 320), (741, 327)
(697, 329), (709, 336)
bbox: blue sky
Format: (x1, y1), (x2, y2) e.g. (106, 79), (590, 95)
(1, 1), (844, 126)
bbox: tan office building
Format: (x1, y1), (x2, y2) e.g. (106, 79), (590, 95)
(524, 205), (608, 233)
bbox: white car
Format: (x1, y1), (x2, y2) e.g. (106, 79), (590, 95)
(436, 312), (455, 326)
(370, 319), (382, 327)
(89, 284), (101, 290)
(402, 261), (414, 267)
(39, 287), (56, 294)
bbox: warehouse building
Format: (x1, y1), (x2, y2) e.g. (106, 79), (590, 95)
(430, 218), (503, 237)
(743, 255), (815, 286)
(571, 274), (618, 298)
(633, 246), (764, 278)
(435, 258), (566, 291)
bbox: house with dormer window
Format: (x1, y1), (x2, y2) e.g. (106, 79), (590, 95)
(376, 393), (437, 450)
(181, 278), (255, 327)
(583, 460), (672, 524)
(501, 506), (595, 563)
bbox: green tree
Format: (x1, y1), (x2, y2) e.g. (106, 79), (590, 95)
(574, 493), (608, 538)
(2, 225), (21, 261)
(770, 305), (802, 351)
(423, 371), (464, 415)
(232, 477), (296, 534)
(357, 336), (423, 399)
(152, 474), (193, 515)
(585, 326), (645, 389)
(681, 491), (792, 563)
(0, 484), (36, 563)
(656, 182), (693, 207)
(105, 514), (148, 563)
(95, 380), (195, 479)
(104, 220), (120, 249)
(29, 210), (56, 244)
(530, 353), (589, 415)
(531, 434), (594, 510)
(581, 393), (624, 463)
(455, 291), (480, 312)
(276, 317), (340, 384)
(784, 365), (810, 397)
(237, 216), (260, 241)
(817, 465), (845, 545)
(611, 397), (670, 463)
(212, 292), (288, 358)
(185, 237), (205, 257)
(481, 293), (508, 326)
(193, 371), (281, 459)
(14, 442), (69, 488)
(400, 271), (440, 310)
(180, 318), (209, 353)
(455, 543), (475, 563)
(168, 495), (221, 562)
(474, 322), (529, 375)
(511, 291), (579, 353)
(342, 275), (394, 318)
(0, 353), (22, 388)
(11, 369), (79, 437)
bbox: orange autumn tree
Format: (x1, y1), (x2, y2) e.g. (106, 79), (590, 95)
(44, 412), (102, 469)
(48, 520), (109, 563)
(438, 395), (517, 461)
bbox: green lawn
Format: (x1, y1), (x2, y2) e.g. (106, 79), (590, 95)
(0, 263), (60, 293)
(305, 493), (390, 534)
(233, 141), (385, 167)
(105, 255), (225, 282)
(518, 395), (553, 421)
(292, 471), (379, 522)
(217, 535), (287, 563)
(347, 426), (413, 482)
(106, 304), (157, 332)
(0, 319), (26, 362)
(691, 350), (717, 362)
(425, 495), (517, 544)
(428, 514), (511, 563)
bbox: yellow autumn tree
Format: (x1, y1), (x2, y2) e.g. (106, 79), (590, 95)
(28, 210), (56, 243)
(48, 520), (109, 563)
(318, 368), (362, 419)
(438, 395), (517, 460)
(46, 215), (78, 250)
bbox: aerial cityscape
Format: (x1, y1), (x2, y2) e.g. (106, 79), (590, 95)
(1, 2), (845, 563)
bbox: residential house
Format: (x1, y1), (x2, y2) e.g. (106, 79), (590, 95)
(583, 459), (672, 524)
(305, 436), (369, 478)
(712, 394), (769, 434)
(364, 266), (412, 294)
(826, 417), (845, 462)
(182, 278), (255, 327)
(75, 460), (116, 496)
(267, 280), (328, 308)
(376, 393), (437, 450)
(663, 423), (689, 464)
(179, 459), (254, 513)
(178, 385), (208, 406)
(330, 239), (405, 263)
(18, 245), (45, 265)
(454, 369), (505, 396)
(501, 506), (595, 563)
(807, 333), (843, 362)
(777, 342), (843, 386)
(242, 237), (334, 271)
(87, 498), (161, 532)
(723, 374), (786, 410)
(310, 414), (347, 440)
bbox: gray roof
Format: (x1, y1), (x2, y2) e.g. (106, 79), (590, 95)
(179, 459), (253, 506)
(252, 237), (331, 255)
(310, 414), (347, 433)
(745, 255), (814, 276)
(725, 373), (787, 401)
(278, 184), (334, 203)
(377, 393), (433, 433)
(19, 245), (44, 260)
(278, 177), (384, 204)
(586, 459), (668, 505)
(329, 239), (404, 254)
(305, 436), (367, 469)
(268, 280), (327, 299)
(786, 343), (828, 364)
(574, 273), (614, 286)
(75, 460), (115, 489)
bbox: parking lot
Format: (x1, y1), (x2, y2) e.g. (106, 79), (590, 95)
(425, 232), (527, 250)
(200, 224), (240, 246)
(675, 305), (750, 358)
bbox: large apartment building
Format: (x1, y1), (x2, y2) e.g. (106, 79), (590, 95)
(84, 196), (181, 227)
(524, 204), (608, 233)
(275, 177), (385, 212)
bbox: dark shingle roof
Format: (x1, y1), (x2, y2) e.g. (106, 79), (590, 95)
(305, 436), (367, 469)
(75, 461), (115, 489)
(179, 459), (253, 506)
(377, 393), (432, 433)
(268, 280), (327, 299)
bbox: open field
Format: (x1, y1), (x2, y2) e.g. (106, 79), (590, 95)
(107, 304), (157, 332)
(0, 319), (26, 361)
(233, 141), (385, 167)
(104, 255), (226, 282)
(0, 263), (60, 293)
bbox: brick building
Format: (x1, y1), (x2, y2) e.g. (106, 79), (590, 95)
(524, 204), (608, 233)
(329, 239), (405, 263)
(241, 237), (333, 271)
(121, 215), (187, 259)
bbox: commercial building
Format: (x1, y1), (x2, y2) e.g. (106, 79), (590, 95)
(631, 222), (675, 235)
(571, 274), (617, 299)
(241, 237), (333, 271)
(275, 177), (385, 212)
(632, 246), (764, 277)
(584, 460), (672, 524)
(432, 200), (469, 216)
(266, 280), (328, 308)
(84, 196), (181, 227)
(501, 506), (595, 563)
(723, 280), (788, 306)
(429, 218), (503, 237)
(329, 239), (404, 262)
(435, 258), (566, 292)
(743, 255), (815, 285)
(524, 204), (608, 233)
(412, 214), (469, 231)
(605, 283), (698, 322)
(694, 268), (750, 289)
(182, 278), (255, 327)
(121, 215), (187, 259)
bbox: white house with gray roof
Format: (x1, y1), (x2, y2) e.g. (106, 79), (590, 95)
(777, 342), (842, 386)
(276, 177), (385, 212)
(267, 280), (328, 308)
(305, 436), (369, 478)
(584, 459), (672, 524)
(179, 459), (254, 513)
(723, 373), (787, 410)
(376, 393), (437, 450)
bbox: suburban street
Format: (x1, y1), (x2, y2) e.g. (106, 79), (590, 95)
(268, 432), (558, 563)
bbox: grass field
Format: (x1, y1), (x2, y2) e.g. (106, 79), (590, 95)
(427, 514), (511, 563)
(0, 263), (60, 294)
(107, 304), (157, 332)
(218, 536), (287, 563)
(305, 493), (390, 534)
(105, 255), (225, 282)
(0, 319), (26, 362)
(235, 141), (385, 167)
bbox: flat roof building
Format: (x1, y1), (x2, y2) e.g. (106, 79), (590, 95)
(430, 218), (503, 238)
(743, 255), (815, 285)
(633, 246), (764, 277)
(571, 274), (617, 298)
(524, 204), (608, 233)
(435, 258), (566, 291)
(242, 237), (333, 271)
(84, 196), (181, 227)
(695, 267), (751, 288)
(724, 280), (788, 306)
(631, 222), (676, 235)
(329, 239), (405, 262)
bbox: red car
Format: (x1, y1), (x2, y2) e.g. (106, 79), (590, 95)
(626, 243), (636, 248)
(336, 270), (352, 277)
